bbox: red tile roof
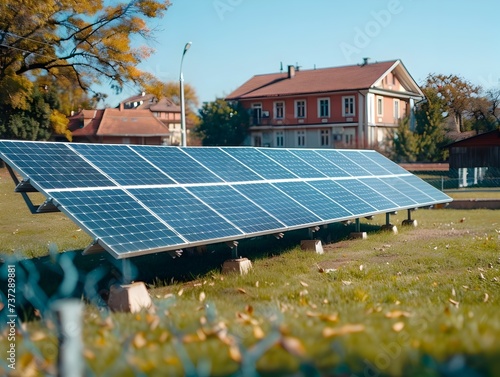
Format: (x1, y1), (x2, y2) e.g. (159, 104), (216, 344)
(226, 60), (399, 100)
(97, 109), (170, 136)
(68, 110), (104, 137)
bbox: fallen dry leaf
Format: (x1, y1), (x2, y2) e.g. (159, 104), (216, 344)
(229, 344), (242, 363)
(449, 298), (460, 308)
(342, 280), (352, 286)
(199, 291), (206, 302)
(322, 324), (365, 338)
(133, 332), (147, 348)
(306, 311), (339, 322)
(237, 288), (247, 294)
(300, 281), (309, 287)
(385, 310), (411, 319)
(280, 336), (306, 357)
(392, 322), (405, 332)
(253, 325), (265, 339)
(484, 293), (489, 303)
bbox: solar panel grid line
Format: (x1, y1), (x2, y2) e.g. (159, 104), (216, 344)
(335, 150), (392, 176)
(222, 147), (302, 180)
(188, 186), (287, 231)
(183, 147), (265, 183)
(272, 181), (355, 223)
(231, 183), (324, 227)
(359, 177), (419, 208)
(336, 178), (401, 212)
(308, 179), (379, 216)
(258, 148), (329, 178)
(301, 180), (357, 218)
(289, 149), (354, 178)
(131, 145), (224, 184)
(176, 185), (249, 236)
(69, 143), (183, 187)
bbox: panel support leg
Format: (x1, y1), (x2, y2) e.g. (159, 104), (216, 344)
(381, 212), (398, 233)
(350, 218), (367, 239)
(402, 208), (418, 227)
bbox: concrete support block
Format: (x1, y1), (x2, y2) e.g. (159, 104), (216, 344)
(300, 239), (324, 254)
(402, 219), (418, 227)
(222, 258), (253, 275)
(381, 224), (398, 234)
(108, 282), (152, 313)
(350, 232), (367, 240)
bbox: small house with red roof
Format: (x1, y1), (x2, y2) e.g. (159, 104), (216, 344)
(68, 105), (171, 145)
(226, 59), (424, 150)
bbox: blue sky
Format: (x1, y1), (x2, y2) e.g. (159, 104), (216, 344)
(104, 0), (499, 107)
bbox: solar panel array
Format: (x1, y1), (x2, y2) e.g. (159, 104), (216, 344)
(0, 141), (452, 259)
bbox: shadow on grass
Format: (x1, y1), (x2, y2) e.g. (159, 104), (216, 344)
(0, 221), (381, 321)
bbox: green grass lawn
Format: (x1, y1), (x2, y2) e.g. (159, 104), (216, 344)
(1, 168), (500, 376)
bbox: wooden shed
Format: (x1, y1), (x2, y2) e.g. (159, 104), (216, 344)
(445, 129), (500, 187)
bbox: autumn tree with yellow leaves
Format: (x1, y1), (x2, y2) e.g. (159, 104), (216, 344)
(0, 0), (171, 140)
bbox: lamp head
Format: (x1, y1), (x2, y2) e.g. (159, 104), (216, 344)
(183, 41), (192, 54)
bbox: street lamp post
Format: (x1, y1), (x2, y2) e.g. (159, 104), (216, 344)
(179, 41), (192, 147)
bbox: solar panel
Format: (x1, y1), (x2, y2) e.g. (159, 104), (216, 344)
(0, 141), (453, 259)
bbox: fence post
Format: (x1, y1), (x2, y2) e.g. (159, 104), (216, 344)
(53, 299), (84, 377)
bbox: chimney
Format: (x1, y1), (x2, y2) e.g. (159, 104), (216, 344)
(287, 65), (295, 79)
(361, 57), (370, 66)
(119, 102), (124, 111)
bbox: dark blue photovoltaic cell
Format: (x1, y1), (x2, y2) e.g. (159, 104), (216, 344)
(71, 144), (175, 186)
(273, 181), (352, 221)
(308, 180), (375, 215)
(259, 149), (326, 178)
(233, 183), (322, 226)
(400, 175), (452, 202)
(131, 146), (222, 184)
(362, 151), (411, 175)
(339, 150), (393, 176)
(0, 141), (114, 189)
(184, 148), (263, 182)
(50, 189), (185, 254)
(381, 177), (434, 204)
(129, 187), (243, 242)
(358, 178), (418, 207)
(337, 179), (399, 211)
(222, 148), (297, 180)
(289, 150), (352, 177)
(316, 150), (373, 177)
(187, 185), (286, 233)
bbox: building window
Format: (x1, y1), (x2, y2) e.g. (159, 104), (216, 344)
(297, 130), (306, 147)
(320, 129), (330, 147)
(318, 98), (330, 118)
(252, 103), (262, 124)
(295, 100), (306, 118)
(254, 135), (262, 147)
(276, 131), (284, 147)
(394, 100), (400, 119)
(274, 101), (284, 119)
(377, 97), (383, 116)
(343, 96), (355, 117)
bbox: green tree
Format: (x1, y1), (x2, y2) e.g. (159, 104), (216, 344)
(413, 86), (449, 161)
(0, 0), (170, 140)
(196, 99), (250, 146)
(389, 117), (417, 163)
(0, 87), (71, 140)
